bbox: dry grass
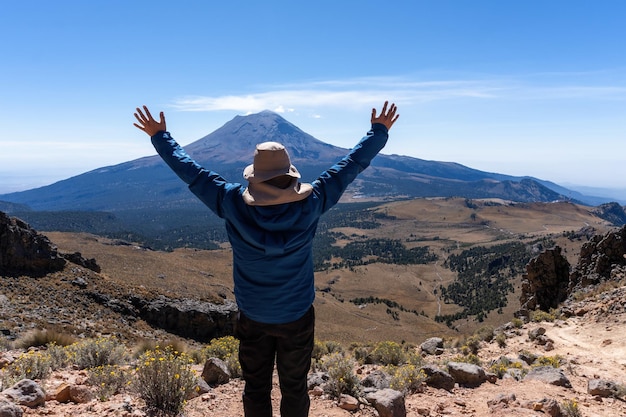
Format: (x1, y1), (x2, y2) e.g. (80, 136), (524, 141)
(42, 197), (613, 345)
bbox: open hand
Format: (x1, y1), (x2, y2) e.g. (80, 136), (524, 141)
(133, 105), (166, 136)
(371, 101), (399, 130)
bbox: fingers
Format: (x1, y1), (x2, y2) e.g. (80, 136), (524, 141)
(143, 105), (154, 121)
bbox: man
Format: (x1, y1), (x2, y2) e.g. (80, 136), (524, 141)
(133, 101), (399, 417)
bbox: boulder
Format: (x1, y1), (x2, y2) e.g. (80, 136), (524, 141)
(0, 399), (23, 417)
(446, 362), (487, 387)
(201, 358), (231, 386)
(420, 364), (455, 391)
(365, 388), (406, 417)
(520, 246), (570, 312)
(1, 379), (45, 408)
(360, 369), (391, 391)
(420, 337), (444, 355)
(570, 225), (626, 290)
(0, 212), (66, 276)
(587, 379), (618, 398)
(131, 296), (238, 342)
(524, 366), (571, 388)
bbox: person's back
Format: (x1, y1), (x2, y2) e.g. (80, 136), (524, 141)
(134, 101), (399, 417)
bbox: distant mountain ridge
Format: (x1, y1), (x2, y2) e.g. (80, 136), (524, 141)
(0, 111), (612, 211)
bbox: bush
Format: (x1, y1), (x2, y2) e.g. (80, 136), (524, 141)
(321, 352), (360, 398)
(369, 341), (405, 366)
(88, 364), (132, 401)
(450, 353), (481, 365)
(474, 326), (494, 342)
(68, 337), (128, 369)
(388, 364), (426, 393)
(534, 355), (562, 368)
(511, 318), (524, 328)
(461, 335), (481, 355)
(349, 343), (371, 364)
(134, 346), (197, 416)
(488, 357), (523, 378)
(313, 339), (343, 361)
(201, 336), (241, 378)
(135, 338), (189, 358)
(495, 333), (507, 348)
(404, 347), (423, 367)
(561, 399), (582, 417)
(47, 342), (72, 370)
(529, 309), (558, 323)
(16, 329), (77, 349)
(2, 350), (52, 388)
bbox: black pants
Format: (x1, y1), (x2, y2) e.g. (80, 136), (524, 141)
(236, 306), (314, 417)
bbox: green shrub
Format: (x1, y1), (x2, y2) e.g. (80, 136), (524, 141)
(529, 309), (558, 323)
(388, 364), (426, 394)
(534, 355), (562, 368)
(349, 343), (371, 364)
(321, 352), (360, 398)
(461, 335), (481, 355)
(134, 346), (197, 416)
(369, 341), (405, 366)
(201, 336), (239, 360)
(2, 350), (52, 388)
(68, 337), (128, 369)
(404, 348), (423, 367)
(88, 364), (132, 401)
(474, 325), (494, 342)
(135, 338), (189, 358)
(495, 333), (507, 348)
(47, 342), (72, 370)
(312, 339), (344, 361)
(511, 318), (524, 328)
(488, 357), (523, 378)
(561, 399), (582, 417)
(450, 353), (481, 365)
(201, 336), (241, 378)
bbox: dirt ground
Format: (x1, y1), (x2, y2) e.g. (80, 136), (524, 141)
(17, 292), (626, 417)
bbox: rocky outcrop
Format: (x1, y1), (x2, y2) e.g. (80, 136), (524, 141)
(0, 212), (66, 276)
(131, 296), (238, 342)
(569, 225), (626, 291)
(519, 246), (570, 312)
(592, 202), (626, 226)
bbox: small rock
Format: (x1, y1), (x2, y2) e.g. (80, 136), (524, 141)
(420, 337), (444, 355)
(201, 358), (231, 386)
(69, 384), (93, 404)
(51, 383), (71, 403)
(338, 394), (359, 411)
(524, 366), (571, 388)
(420, 364), (454, 391)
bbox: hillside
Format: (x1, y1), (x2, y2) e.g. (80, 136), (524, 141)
(1, 199), (626, 416)
(14, 197), (616, 344)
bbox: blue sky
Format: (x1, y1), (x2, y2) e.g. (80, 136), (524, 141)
(1, 1), (625, 197)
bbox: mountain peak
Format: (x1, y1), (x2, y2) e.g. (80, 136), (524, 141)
(184, 111), (342, 164)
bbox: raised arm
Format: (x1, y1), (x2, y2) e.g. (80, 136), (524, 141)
(371, 101), (399, 130)
(133, 105), (167, 137)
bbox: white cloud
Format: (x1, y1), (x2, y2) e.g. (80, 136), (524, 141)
(170, 75), (626, 115)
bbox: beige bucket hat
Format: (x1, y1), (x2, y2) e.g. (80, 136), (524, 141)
(242, 142), (313, 206)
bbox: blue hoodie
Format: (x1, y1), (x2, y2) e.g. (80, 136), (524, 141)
(150, 123), (389, 324)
